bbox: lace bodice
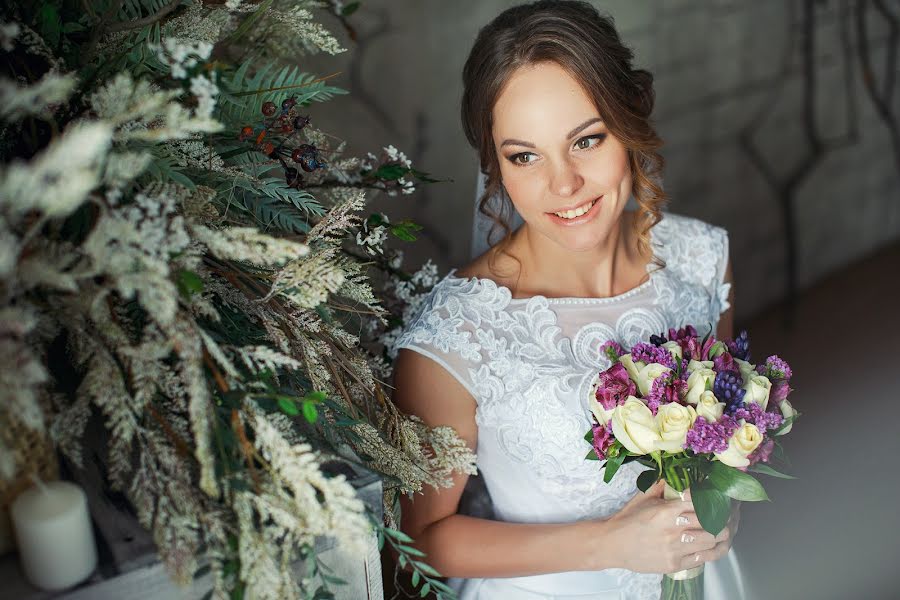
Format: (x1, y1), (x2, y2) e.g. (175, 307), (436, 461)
(395, 212), (731, 600)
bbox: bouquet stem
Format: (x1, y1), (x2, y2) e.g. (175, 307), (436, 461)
(660, 473), (703, 600)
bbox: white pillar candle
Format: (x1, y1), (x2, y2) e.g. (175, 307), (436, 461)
(10, 480), (98, 591)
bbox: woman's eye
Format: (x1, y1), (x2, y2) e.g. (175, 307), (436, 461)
(575, 134), (605, 150)
(510, 152), (537, 166)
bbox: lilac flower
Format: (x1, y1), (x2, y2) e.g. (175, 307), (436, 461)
(600, 340), (625, 363)
(714, 370), (746, 414)
(592, 421), (615, 460)
(685, 415), (738, 454)
(728, 330), (751, 362)
(631, 342), (677, 370)
(733, 402), (784, 432)
(763, 355), (793, 381)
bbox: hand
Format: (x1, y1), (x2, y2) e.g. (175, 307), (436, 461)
(602, 480), (723, 574)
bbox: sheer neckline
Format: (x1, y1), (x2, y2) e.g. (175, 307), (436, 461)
(445, 220), (660, 305)
(444, 269), (655, 305)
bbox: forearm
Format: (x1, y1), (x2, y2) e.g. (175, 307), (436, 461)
(411, 513), (622, 578)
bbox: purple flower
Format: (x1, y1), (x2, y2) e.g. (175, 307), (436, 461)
(728, 330), (751, 362)
(646, 372), (688, 415)
(713, 351), (740, 375)
(592, 421), (615, 460)
(714, 370), (746, 414)
(763, 355), (793, 381)
(733, 402), (784, 432)
(668, 325), (698, 342)
(748, 437), (775, 466)
(685, 415), (738, 454)
(771, 380), (793, 403)
(631, 342), (677, 370)
(600, 340), (625, 363)
(595, 363), (637, 410)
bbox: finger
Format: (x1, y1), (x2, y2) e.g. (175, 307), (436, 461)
(672, 510), (699, 527)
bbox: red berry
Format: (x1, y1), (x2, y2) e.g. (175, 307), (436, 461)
(261, 101), (277, 116)
(241, 126), (253, 137)
(291, 148), (304, 162)
(262, 142), (275, 155)
(293, 115), (310, 130)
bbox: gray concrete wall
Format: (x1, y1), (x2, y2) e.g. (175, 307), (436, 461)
(307, 0), (899, 319)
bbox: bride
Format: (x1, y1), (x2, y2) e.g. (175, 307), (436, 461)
(391, 2), (744, 598)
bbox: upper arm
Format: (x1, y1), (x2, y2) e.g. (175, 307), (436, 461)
(716, 258), (734, 340)
(391, 348), (478, 538)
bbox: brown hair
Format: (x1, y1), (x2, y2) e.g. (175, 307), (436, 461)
(461, 0), (666, 275)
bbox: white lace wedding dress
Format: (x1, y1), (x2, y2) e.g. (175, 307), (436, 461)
(396, 212), (747, 600)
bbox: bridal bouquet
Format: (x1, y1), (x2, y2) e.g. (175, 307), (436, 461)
(584, 326), (799, 600)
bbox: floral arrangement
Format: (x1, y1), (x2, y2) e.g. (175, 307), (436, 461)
(585, 326), (799, 599)
(0, 1), (470, 599)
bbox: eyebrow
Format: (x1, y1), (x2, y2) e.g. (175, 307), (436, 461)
(499, 117), (604, 149)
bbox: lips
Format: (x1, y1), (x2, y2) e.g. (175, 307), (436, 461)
(546, 196), (603, 226)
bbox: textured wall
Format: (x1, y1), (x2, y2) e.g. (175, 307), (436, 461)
(306, 0), (899, 319)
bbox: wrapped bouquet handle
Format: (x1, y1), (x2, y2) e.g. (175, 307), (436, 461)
(662, 481), (704, 597)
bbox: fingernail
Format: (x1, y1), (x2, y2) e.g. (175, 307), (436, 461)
(675, 516), (689, 526)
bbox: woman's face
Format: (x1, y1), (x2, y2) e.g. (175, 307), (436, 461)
(492, 61), (632, 253)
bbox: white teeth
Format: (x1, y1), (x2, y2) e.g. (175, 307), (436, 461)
(554, 199), (596, 219)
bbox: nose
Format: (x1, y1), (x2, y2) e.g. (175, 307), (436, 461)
(549, 156), (583, 198)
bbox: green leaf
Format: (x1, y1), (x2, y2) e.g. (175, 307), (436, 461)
(398, 554), (407, 568)
(748, 464), (796, 479)
(277, 396), (299, 416)
(602, 451), (626, 484)
(342, 1), (361, 15)
(39, 4), (61, 48)
(177, 269), (204, 299)
(302, 401), (318, 423)
(636, 468), (658, 493)
(691, 478), (732, 536)
(584, 449), (600, 461)
(372, 164), (409, 181)
(411, 570), (420, 587)
(707, 462), (769, 501)
(385, 528), (414, 543)
(584, 429), (594, 443)
(62, 21), (86, 33)
(390, 224), (418, 242)
(413, 561), (440, 577)
(398, 544), (426, 557)
(304, 390), (328, 403)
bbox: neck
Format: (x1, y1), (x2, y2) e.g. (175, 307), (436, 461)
(511, 212), (641, 298)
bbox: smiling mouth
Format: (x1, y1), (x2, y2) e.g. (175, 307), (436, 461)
(551, 198), (598, 219)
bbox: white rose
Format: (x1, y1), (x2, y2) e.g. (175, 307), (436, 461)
(662, 341), (683, 360)
(611, 396), (661, 455)
(687, 359), (713, 372)
(696, 390), (726, 422)
(734, 358), (756, 384)
(715, 420), (763, 468)
(636, 363), (672, 396)
(654, 402), (697, 453)
(777, 399), (797, 435)
(618, 353), (644, 385)
(742, 374), (772, 410)
(685, 368), (716, 405)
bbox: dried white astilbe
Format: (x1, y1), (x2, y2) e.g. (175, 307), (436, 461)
(162, 3), (233, 45)
(169, 139), (225, 172)
(103, 151), (154, 188)
(82, 185), (191, 328)
(0, 307), (49, 479)
(268, 7), (345, 56)
(89, 72), (221, 142)
(0, 121), (112, 221)
(251, 413), (370, 554)
(172, 323), (219, 498)
(236, 345), (302, 378)
(0, 21), (20, 51)
(0, 71), (78, 121)
(192, 224), (310, 267)
(149, 37), (213, 80)
(307, 189), (366, 242)
(234, 493), (301, 600)
(268, 246), (346, 310)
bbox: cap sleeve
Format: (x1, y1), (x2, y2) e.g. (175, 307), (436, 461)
(394, 286), (482, 401)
